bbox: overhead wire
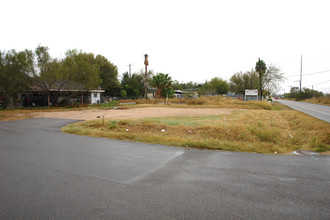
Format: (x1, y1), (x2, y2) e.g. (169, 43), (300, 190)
(306, 80), (330, 88)
(286, 69), (330, 78)
(303, 54), (330, 63)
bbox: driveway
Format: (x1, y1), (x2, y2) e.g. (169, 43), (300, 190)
(0, 118), (329, 219)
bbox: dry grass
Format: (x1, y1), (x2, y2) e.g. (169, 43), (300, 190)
(301, 97), (330, 106)
(0, 107), (87, 121)
(0, 109), (35, 121)
(134, 96), (273, 110)
(62, 103), (330, 154)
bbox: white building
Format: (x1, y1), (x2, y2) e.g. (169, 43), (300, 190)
(90, 89), (104, 104)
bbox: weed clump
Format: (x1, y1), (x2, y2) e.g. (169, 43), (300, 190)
(109, 121), (118, 129)
(310, 136), (330, 152)
(248, 122), (281, 143)
(187, 99), (206, 105)
(248, 101), (273, 110)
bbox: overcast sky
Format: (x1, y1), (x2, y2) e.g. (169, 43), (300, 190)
(2, 0), (330, 93)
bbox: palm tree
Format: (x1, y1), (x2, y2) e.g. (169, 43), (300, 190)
(255, 58), (267, 100)
(151, 73), (172, 98)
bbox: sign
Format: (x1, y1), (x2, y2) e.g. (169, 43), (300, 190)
(245, 89), (258, 96)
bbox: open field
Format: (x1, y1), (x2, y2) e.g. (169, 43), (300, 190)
(62, 102), (330, 154)
(2, 97), (329, 154)
(0, 97), (270, 121)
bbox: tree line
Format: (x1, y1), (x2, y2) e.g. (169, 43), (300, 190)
(2, 46), (323, 109)
(171, 60), (285, 100)
(285, 87), (324, 100)
(0, 46), (286, 109)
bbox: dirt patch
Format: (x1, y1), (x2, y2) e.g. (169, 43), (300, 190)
(30, 107), (234, 121)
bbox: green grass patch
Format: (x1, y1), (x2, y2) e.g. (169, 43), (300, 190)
(89, 101), (120, 108)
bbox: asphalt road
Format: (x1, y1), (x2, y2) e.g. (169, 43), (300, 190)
(0, 118), (329, 219)
(277, 99), (330, 123)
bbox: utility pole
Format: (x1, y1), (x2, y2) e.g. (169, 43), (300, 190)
(144, 54), (149, 99)
(258, 58), (262, 100)
(300, 55), (302, 91)
(128, 63), (132, 86)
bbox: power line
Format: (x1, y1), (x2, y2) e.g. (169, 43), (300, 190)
(303, 54), (330, 63)
(306, 80), (330, 88)
(287, 69), (330, 77)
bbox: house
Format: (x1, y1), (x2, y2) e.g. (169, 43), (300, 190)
(174, 90), (184, 98)
(22, 81), (104, 106)
(174, 90), (199, 99)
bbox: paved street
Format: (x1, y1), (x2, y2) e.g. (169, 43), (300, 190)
(0, 118), (329, 219)
(277, 99), (330, 123)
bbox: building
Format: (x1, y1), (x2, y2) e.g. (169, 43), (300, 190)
(22, 81), (104, 107)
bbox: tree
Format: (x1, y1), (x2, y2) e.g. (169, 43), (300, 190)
(0, 49), (34, 109)
(198, 80), (210, 95)
(263, 64), (285, 95)
(242, 69), (259, 91)
(61, 50), (104, 103)
(255, 59), (267, 100)
(287, 86), (324, 100)
(229, 70), (258, 94)
(120, 72), (145, 99)
(67, 51), (102, 90)
(172, 80), (183, 90)
(95, 55), (119, 97)
(229, 72), (244, 94)
(208, 77), (229, 95)
(182, 81), (200, 90)
(172, 80), (201, 91)
(150, 73), (173, 98)
(32, 46), (74, 106)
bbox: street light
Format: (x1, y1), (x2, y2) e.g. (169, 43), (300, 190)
(144, 54), (149, 99)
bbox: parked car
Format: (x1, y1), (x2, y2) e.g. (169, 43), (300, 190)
(21, 94), (51, 107)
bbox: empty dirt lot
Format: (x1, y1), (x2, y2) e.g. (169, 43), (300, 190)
(30, 107), (233, 121)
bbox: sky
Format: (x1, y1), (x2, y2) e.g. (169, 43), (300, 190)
(1, 0), (330, 94)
